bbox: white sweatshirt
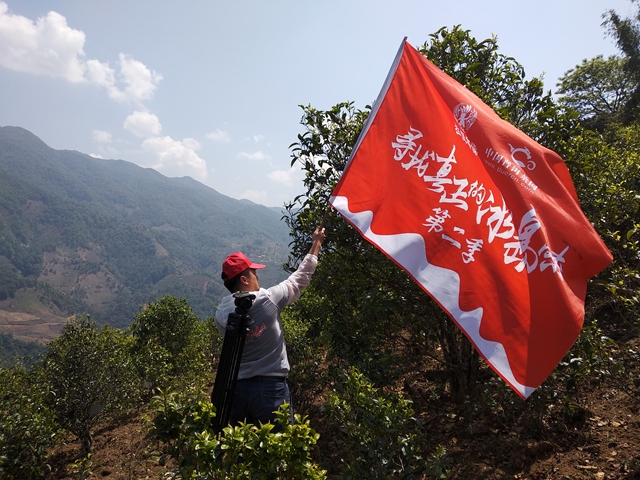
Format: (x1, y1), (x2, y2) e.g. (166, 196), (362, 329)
(214, 254), (318, 379)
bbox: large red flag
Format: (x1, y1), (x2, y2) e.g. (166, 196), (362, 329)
(329, 39), (612, 398)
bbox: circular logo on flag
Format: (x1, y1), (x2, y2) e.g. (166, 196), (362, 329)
(453, 103), (478, 132)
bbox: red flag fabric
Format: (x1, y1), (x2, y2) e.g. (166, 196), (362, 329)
(329, 40), (612, 398)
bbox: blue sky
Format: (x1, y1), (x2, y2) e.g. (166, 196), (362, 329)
(0, 0), (633, 207)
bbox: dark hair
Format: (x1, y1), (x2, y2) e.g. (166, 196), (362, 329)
(223, 267), (250, 293)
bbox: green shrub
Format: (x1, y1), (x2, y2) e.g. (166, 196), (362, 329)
(565, 125), (640, 320)
(148, 389), (326, 479)
(326, 367), (449, 479)
(133, 340), (173, 391)
(42, 315), (141, 452)
(280, 304), (327, 412)
(0, 331), (47, 367)
(556, 318), (624, 393)
(129, 295), (212, 389)
(0, 364), (57, 479)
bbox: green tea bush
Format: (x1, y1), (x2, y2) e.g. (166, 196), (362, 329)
(0, 364), (58, 479)
(565, 125), (640, 321)
(556, 318), (624, 393)
(148, 389), (326, 479)
(280, 303), (327, 412)
(43, 315), (141, 452)
(325, 367), (449, 479)
(129, 295), (212, 390)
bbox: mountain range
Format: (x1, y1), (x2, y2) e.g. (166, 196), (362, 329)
(0, 126), (291, 344)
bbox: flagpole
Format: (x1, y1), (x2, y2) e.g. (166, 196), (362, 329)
(320, 204), (331, 229)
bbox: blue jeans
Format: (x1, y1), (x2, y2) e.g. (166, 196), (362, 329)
(229, 376), (293, 429)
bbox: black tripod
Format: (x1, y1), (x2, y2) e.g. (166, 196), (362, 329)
(210, 291), (255, 434)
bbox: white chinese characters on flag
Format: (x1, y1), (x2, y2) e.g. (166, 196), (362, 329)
(329, 40), (613, 398)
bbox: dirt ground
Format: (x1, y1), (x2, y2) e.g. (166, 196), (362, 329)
(421, 381), (640, 479)
(45, 410), (175, 480)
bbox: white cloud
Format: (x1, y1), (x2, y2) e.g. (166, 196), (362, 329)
(91, 143), (119, 158)
(0, 3), (161, 104)
(86, 54), (162, 104)
(253, 134), (265, 142)
(142, 135), (208, 179)
(182, 137), (201, 150)
(0, 2), (85, 82)
(92, 129), (112, 143)
(267, 167), (298, 187)
(112, 54), (162, 104)
(123, 111), (162, 138)
(238, 190), (268, 203)
(85, 59), (117, 90)
(206, 129), (231, 142)
(237, 151), (270, 161)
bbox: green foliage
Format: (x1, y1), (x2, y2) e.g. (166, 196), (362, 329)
(0, 364), (57, 479)
(419, 25), (580, 155)
(419, 25), (526, 110)
(285, 101), (370, 254)
(0, 185), (47, 277)
(557, 319), (623, 393)
(92, 218), (174, 292)
(134, 341), (174, 391)
(128, 295), (212, 389)
(67, 453), (94, 480)
(564, 124), (640, 318)
(148, 389), (326, 479)
(146, 387), (212, 469)
(34, 280), (87, 316)
(599, 223), (640, 315)
(0, 331), (47, 367)
(603, 1), (640, 123)
(557, 55), (636, 129)
(97, 286), (141, 329)
(0, 264), (25, 300)
(280, 302), (326, 411)
(151, 278), (220, 322)
(42, 315), (141, 452)
(325, 367), (447, 479)
(424, 445), (454, 480)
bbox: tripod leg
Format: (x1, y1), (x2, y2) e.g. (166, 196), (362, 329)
(211, 311), (249, 433)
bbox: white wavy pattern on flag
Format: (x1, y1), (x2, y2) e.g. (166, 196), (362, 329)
(330, 195), (536, 398)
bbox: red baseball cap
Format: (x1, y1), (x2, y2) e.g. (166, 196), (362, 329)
(221, 252), (266, 280)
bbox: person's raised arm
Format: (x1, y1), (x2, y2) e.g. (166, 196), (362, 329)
(308, 226), (326, 257)
(270, 226), (326, 308)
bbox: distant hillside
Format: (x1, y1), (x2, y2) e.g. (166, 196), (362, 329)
(0, 126), (291, 343)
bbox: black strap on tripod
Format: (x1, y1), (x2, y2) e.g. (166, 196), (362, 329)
(211, 292), (255, 434)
